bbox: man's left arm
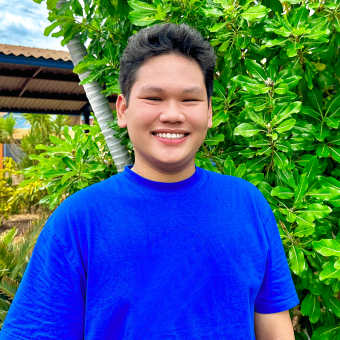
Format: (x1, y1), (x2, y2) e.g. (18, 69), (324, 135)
(254, 310), (295, 340)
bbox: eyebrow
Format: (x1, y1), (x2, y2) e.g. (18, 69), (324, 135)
(139, 86), (205, 94)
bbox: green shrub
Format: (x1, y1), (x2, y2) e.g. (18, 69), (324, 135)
(0, 158), (17, 225)
(21, 122), (116, 209)
(33, 0), (340, 338)
(0, 220), (47, 330)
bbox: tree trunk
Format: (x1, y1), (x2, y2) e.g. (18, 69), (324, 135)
(56, 0), (132, 172)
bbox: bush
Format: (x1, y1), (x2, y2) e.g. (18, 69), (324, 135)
(34, 0), (340, 338)
(21, 122), (116, 209)
(0, 159), (17, 225)
(0, 220), (47, 330)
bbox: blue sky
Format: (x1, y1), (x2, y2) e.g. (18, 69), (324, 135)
(0, 0), (67, 51)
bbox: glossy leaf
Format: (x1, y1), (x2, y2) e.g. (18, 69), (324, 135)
(234, 123), (263, 137)
(289, 245), (307, 276)
(271, 186), (294, 199)
(313, 239), (340, 257)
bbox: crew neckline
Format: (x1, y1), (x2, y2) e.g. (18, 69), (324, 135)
(121, 165), (204, 192)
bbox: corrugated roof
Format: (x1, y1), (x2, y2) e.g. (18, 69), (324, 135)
(0, 44), (116, 117)
(0, 44), (71, 62)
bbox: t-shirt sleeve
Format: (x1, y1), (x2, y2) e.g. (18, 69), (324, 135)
(254, 208), (300, 314)
(0, 219), (86, 339)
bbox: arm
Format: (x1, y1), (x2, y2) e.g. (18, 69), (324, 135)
(254, 310), (295, 340)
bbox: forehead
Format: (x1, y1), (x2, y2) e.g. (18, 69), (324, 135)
(132, 54), (206, 94)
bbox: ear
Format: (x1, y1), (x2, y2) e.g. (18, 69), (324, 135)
(207, 98), (213, 129)
(116, 94), (128, 128)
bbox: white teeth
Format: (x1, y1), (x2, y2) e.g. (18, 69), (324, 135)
(155, 133), (185, 139)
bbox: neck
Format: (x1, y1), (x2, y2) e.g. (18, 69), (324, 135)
(131, 160), (196, 183)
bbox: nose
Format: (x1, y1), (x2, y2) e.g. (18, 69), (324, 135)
(159, 100), (185, 123)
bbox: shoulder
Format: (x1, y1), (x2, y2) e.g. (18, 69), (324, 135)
(200, 167), (263, 196)
(199, 167), (272, 219)
(48, 173), (124, 223)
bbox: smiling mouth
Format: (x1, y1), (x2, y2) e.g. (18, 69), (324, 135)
(152, 132), (190, 139)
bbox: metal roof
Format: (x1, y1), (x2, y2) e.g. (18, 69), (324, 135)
(0, 44), (71, 62)
(0, 44), (116, 116)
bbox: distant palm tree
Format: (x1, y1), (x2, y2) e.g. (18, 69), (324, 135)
(55, 0), (132, 172)
(0, 113), (16, 144)
(0, 114), (23, 164)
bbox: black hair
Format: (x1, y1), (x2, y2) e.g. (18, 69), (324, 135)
(119, 23), (216, 107)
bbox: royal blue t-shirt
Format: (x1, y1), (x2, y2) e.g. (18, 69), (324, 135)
(0, 166), (299, 339)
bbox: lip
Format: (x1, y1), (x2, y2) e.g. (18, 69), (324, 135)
(151, 129), (190, 135)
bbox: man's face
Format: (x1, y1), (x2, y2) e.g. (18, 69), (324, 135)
(116, 53), (212, 175)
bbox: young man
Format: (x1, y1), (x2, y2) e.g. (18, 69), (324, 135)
(0, 24), (299, 339)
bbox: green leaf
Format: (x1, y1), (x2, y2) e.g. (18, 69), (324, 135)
(261, 38), (287, 48)
(281, 75), (301, 90)
(239, 148), (256, 158)
(274, 151), (289, 169)
(291, 6), (308, 28)
(315, 123), (330, 142)
(287, 41), (303, 57)
(305, 29), (331, 41)
(273, 102), (301, 125)
(313, 239), (340, 257)
(303, 156), (319, 180)
(61, 170), (77, 185)
(234, 163), (246, 178)
(212, 111), (228, 128)
(316, 144), (330, 157)
(296, 213), (315, 227)
(63, 157), (77, 171)
(329, 146), (340, 162)
(319, 262), (340, 281)
(325, 117), (339, 129)
(275, 118), (296, 134)
(232, 75), (262, 92)
(213, 80), (226, 99)
(44, 21), (64, 37)
(209, 22), (227, 32)
(305, 203), (332, 219)
(300, 106), (320, 119)
(301, 292), (316, 316)
(204, 134), (225, 146)
(307, 88), (323, 114)
(128, 15), (156, 26)
(308, 188), (339, 201)
(248, 111), (266, 127)
(258, 181), (278, 206)
(311, 324), (340, 340)
(294, 173), (308, 204)
(323, 296), (340, 318)
(128, 0), (157, 12)
(246, 156), (269, 173)
(271, 186), (294, 199)
(224, 156), (236, 176)
(241, 5), (268, 22)
(325, 93), (340, 118)
(277, 169), (297, 189)
(246, 173), (264, 186)
(245, 59), (267, 83)
(294, 224), (315, 237)
(261, 0), (282, 14)
(234, 123), (263, 137)
(319, 176), (340, 192)
(200, 7), (223, 18)
(289, 245), (307, 276)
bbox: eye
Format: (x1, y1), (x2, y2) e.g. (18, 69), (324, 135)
(183, 99), (198, 102)
(145, 97), (161, 101)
